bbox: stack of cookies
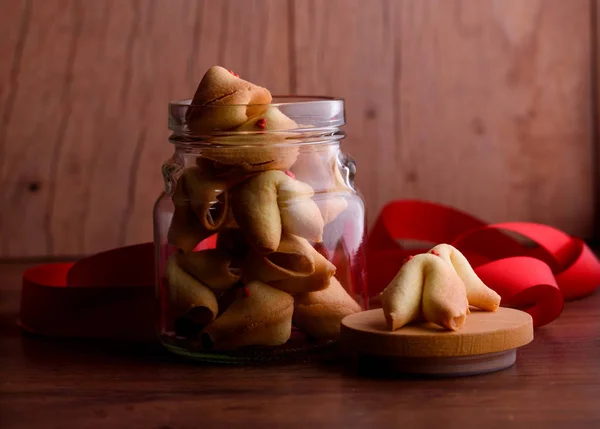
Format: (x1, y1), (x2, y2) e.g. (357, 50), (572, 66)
(164, 66), (360, 350)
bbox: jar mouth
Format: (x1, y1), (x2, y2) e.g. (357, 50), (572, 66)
(168, 96), (345, 145)
(170, 95), (344, 109)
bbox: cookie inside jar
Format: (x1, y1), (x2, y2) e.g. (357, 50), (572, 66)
(157, 66), (367, 362)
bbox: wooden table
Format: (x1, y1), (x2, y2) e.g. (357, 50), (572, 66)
(1, 263), (599, 429)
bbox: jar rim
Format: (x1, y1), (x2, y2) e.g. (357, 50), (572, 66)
(168, 95), (346, 143)
(168, 95), (344, 108)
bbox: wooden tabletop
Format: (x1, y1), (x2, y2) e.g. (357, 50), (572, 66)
(1, 262), (599, 429)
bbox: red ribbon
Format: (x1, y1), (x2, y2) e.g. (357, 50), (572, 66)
(19, 237), (219, 341)
(19, 199), (600, 339)
(366, 200), (600, 327)
(20, 244), (157, 341)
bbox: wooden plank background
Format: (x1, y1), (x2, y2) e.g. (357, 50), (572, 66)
(0, 0), (596, 258)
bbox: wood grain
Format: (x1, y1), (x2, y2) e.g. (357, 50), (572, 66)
(1, 262), (599, 428)
(595, 0), (600, 243)
(293, 0), (594, 236)
(395, 0), (594, 234)
(293, 0), (396, 225)
(0, 0), (29, 179)
(0, 0), (79, 257)
(0, 0), (596, 257)
(0, 0), (290, 258)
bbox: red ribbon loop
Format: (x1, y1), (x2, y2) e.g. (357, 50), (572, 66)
(19, 200), (600, 339)
(366, 200), (600, 327)
(20, 243), (156, 341)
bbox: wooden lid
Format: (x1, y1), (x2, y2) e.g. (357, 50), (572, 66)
(340, 307), (533, 358)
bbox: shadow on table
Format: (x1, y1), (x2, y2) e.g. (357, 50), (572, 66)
(16, 329), (353, 374)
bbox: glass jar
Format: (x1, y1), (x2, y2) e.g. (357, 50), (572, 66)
(154, 96), (366, 363)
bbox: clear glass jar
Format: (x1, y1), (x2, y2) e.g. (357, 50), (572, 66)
(154, 96), (366, 363)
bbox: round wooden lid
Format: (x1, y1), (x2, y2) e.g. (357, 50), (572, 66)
(340, 307), (533, 358)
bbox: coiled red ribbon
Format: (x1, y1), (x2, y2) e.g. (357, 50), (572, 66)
(20, 199), (600, 340)
(366, 200), (600, 327)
